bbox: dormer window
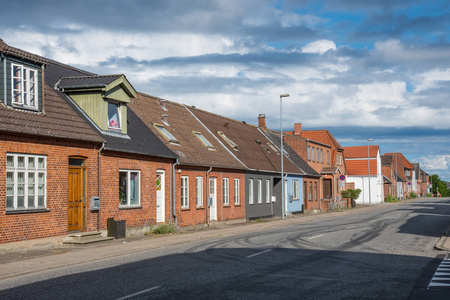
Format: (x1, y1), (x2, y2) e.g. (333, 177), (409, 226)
(154, 124), (179, 144)
(193, 132), (214, 150)
(218, 131), (238, 150)
(11, 64), (39, 110)
(108, 102), (121, 130)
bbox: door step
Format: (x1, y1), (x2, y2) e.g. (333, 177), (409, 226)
(63, 232), (114, 245)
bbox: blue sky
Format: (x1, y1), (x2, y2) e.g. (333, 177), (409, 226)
(2, 0), (449, 180)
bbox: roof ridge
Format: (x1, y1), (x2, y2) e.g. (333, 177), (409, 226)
(60, 74), (123, 80)
(186, 104), (257, 128)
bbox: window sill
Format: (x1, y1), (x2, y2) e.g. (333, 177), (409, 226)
(223, 205), (230, 208)
(6, 208), (50, 215)
(181, 207), (190, 211)
(119, 206), (142, 210)
(196, 206), (205, 210)
(234, 204), (241, 207)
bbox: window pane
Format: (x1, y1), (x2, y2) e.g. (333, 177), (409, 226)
(130, 172), (139, 205)
(6, 196), (14, 208)
(38, 195), (45, 207)
(7, 156), (14, 167)
(38, 158), (45, 168)
(18, 157), (25, 168)
(119, 172), (127, 205)
(17, 196), (25, 208)
(18, 172), (25, 183)
(108, 102), (121, 129)
(6, 172), (14, 183)
(28, 195), (35, 207)
(28, 157), (35, 168)
(6, 184), (14, 196)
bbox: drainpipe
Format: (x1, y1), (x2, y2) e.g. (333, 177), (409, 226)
(206, 166), (212, 226)
(2, 53), (6, 103)
(172, 159), (179, 228)
(319, 177), (322, 212)
(97, 142), (105, 232)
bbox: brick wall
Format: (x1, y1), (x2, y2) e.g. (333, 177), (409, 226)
(0, 133), (99, 244)
(99, 151), (173, 230)
(175, 167), (246, 227)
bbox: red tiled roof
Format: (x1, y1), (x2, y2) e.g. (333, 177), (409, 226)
(346, 160), (377, 176)
(300, 130), (341, 149)
(343, 145), (379, 158)
(384, 152), (414, 169)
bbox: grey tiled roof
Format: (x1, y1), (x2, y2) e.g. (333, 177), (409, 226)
(58, 75), (122, 89)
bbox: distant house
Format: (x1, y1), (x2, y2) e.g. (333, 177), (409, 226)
(384, 153), (415, 198)
(189, 108), (305, 219)
(285, 123), (347, 210)
(343, 145), (384, 204)
(257, 115), (321, 214)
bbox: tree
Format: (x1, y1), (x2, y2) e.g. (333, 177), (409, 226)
(430, 174), (449, 197)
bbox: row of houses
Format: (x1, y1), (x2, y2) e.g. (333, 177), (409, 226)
(0, 39), (431, 245)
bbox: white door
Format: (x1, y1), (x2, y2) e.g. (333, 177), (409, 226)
(209, 177), (217, 221)
(156, 171), (165, 223)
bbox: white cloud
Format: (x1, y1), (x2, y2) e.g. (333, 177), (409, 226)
(418, 155), (450, 171)
(301, 40), (337, 54)
(412, 68), (450, 93)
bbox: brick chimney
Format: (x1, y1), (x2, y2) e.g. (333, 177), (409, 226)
(162, 114), (168, 124)
(294, 123), (302, 135)
(160, 100), (167, 110)
(258, 114), (267, 130)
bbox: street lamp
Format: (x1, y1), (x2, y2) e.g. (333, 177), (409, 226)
(367, 138), (373, 206)
(280, 93), (289, 219)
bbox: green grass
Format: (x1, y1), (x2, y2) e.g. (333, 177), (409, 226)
(151, 223), (175, 234)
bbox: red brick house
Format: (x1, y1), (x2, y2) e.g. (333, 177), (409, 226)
(285, 123), (347, 210)
(384, 153), (415, 198)
(0, 39), (179, 244)
(128, 93), (247, 226)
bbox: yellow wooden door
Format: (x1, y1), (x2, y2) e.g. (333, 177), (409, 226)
(68, 167), (83, 231)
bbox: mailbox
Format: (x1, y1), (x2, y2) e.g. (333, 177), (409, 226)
(90, 196), (100, 211)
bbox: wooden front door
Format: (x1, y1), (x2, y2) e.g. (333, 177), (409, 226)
(323, 179), (332, 199)
(68, 167), (84, 231)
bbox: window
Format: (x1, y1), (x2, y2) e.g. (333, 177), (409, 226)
(181, 176), (189, 208)
(218, 131), (238, 150)
(6, 154), (46, 210)
(196, 177), (203, 207)
(266, 179), (270, 203)
(314, 182), (318, 201)
(154, 124), (179, 143)
(223, 178), (229, 205)
(307, 146), (311, 161)
(194, 132), (214, 149)
(248, 179), (254, 204)
(234, 178), (240, 204)
(11, 64), (39, 110)
(312, 147), (315, 162)
(316, 148), (319, 163)
(327, 151), (330, 165)
(309, 182), (312, 201)
(119, 170), (140, 207)
(320, 149), (323, 163)
(293, 180), (299, 200)
(108, 102), (121, 129)
(257, 179), (262, 203)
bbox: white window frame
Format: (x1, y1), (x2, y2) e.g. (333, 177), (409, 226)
(11, 64), (39, 110)
(248, 179), (254, 204)
(196, 176), (203, 207)
(218, 131), (238, 150)
(234, 178), (240, 205)
(119, 170), (141, 207)
(307, 146), (311, 161)
(320, 149), (323, 163)
(108, 102), (122, 130)
(223, 178), (229, 205)
(181, 176), (189, 208)
(257, 179), (262, 204)
(327, 151), (330, 165)
(6, 153), (46, 210)
(293, 180), (299, 200)
(265, 179), (270, 203)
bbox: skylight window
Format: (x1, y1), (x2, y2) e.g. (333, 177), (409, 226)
(218, 131), (238, 150)
(154, 124), (179, 143)
(193, 132), (214, 149)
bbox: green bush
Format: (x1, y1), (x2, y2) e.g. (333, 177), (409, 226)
(409, 192), (417, 199)
(151, 223), (175, 234)
(426, 193), (433, 197)
(385, 195), (398, 202)
(341, 189), (361, 208)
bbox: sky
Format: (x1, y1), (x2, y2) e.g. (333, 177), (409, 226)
(2, 0), (449, 180)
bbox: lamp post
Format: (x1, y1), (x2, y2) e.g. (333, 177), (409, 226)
(367, 138), (373, 206)
(280, 93), (289, 219)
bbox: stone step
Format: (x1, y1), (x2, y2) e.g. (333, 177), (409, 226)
(63, 232), (114, 245)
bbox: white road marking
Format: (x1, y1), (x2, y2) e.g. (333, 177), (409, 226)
(307, 234), (324, 240)
(246, 249), (272, 258)
(428, 254), (450, 289)
(116, 286), (161, 300)
(345, 226), (356, 229)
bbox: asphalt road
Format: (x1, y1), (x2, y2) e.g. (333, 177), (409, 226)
(1, 197), (449, 299)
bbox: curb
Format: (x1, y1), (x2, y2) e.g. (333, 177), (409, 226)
(435, 225), (450, 251)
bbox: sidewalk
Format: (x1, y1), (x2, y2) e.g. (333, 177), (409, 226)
(0, 197), (448, 281)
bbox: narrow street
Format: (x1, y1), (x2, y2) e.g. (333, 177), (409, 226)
(1, 197), (449, 299)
